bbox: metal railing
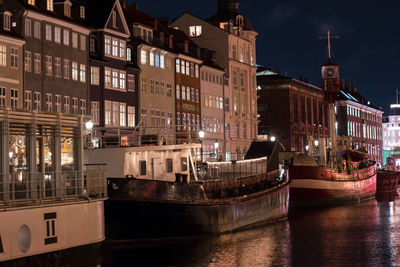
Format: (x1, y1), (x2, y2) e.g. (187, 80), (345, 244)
(199, 157), (268, 181)
(0, 166), (106, 209)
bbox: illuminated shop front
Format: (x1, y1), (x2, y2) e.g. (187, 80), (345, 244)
(1, 109), (85, 201)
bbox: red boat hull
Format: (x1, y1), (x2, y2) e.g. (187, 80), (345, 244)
(289, 163), (376, 206)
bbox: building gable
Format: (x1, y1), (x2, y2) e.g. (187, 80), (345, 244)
(104, 0), (130, 38)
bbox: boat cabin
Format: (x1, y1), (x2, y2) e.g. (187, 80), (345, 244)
(85, 144), (202, 182)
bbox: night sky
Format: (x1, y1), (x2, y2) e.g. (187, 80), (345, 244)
(127, 0), (400, 115)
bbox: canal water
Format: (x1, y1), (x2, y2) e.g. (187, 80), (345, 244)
(97, 198), (400, 267)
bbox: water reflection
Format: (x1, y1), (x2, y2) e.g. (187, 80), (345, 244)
(98, 198), (400, 266)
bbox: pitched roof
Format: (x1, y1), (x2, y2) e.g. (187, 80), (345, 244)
(82, 0), (115, 28)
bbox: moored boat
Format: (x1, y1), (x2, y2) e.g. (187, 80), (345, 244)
(288, 32), (377, 207)
(85, 142), (289, 239)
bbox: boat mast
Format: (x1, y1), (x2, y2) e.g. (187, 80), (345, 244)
(319, 31), (340, 167)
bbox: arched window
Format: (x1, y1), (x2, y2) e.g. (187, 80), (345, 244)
(236, 15), (243, 26)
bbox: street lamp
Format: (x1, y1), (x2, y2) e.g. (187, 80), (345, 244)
(198, 129), (205, 162)
(214, 139), (219, 160)
(314, 140), (319, 147)
(85, 120), (94, 149)
(270, 136), (276, 142)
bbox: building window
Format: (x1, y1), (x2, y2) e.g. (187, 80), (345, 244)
(167, 83), (172, 97)
(54, 57), (61, 77)
(0, 87), (5, 107)
(127, 74), (135, 91)
(63, 29), (69, 46)
(80, 99), (86, 115)
(91, 101), (99, 124)
(11, 89), (18, 108)
(104, 68), (111, 87)
(45, 55), (52, 76)
(90, 37), (96, 53)
(45, 24), (52, 41)
(141, 108), (147, 127)
(127, 48), (132, 61)
(112, 39), (118, 57)
(64, 96), (70, 113)
(46, 93), (52, 111)
(104, 36), (111, 55)
(140, 49), (147, 65)
(34, 53), (41, 73)
(63, 59), (70, 79)
(80, 6), (85, 19)
(0, 45), (5, 66)
(47, 0), (53, 11)
(72, 62), (78, 80)
(72, 98), (78, 114)
(91, 66), (99, 85)
(80, 35), (86, 51)
(176, 85), (180, 99)
(10, 48), (19, 68)
(149, 51), (154, 66)
(3, 13), (10, 31)
(185, 61), (190, 75)
(160, 54), (165, 69)
(25, 91), (32, 110)
(34, 91), (41, 111)
(155, 54), (159, 67)
(119, 71), (125, 89)
(112, 101), (119, 126)
(176, 59), (180, 73)
(54, 27), (61, 43)
(72, 32), (78, 48)
(25, 19), (32, 36)
(189, 25), (202, 37)
(195, 64), (199, 78)
(112, 70), (118, 88)
(55, 95), (61, 112)
(119, 41), (125, 59)
(25, 51), (32, 72)
(34, 21), (40, 39)
(139, 161), (146, 175)
(128, 106), (135, 127)
(80, 64), (86, 82)
(120, 103), (126, 127)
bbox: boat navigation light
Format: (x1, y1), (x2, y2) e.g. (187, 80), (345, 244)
(270, 136), (276, 142)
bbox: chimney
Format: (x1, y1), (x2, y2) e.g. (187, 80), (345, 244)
(154, 18), (158, 32)
(169, 34), (174, 49)
(160, 32), (165, 47)
(158, 17), (170, 27)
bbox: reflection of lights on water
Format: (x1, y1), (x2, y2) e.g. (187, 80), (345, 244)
(9, 151), (13, 159)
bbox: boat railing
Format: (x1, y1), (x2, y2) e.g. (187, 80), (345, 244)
(0, 166), (107, 209)
(201, 157), (268, 181)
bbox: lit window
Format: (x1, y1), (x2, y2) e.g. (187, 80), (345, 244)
(149, 51), (154, 66)
(45, 55), (52, 75)
(0, 87), (5, 106)
(120, 103), (126, 127)
(80, 35), (86, 51)
(189, 26), (202, 37)
(104, 68), (111, 87)
(140, 49), (147, 65)
(11, 89), (19, 108)
(80, 64), (86, 82)
(119, 41), (125, 58)
(104, 36), (111, 55)
(25, 51), (32, 72)
(91, 66), (99, 85)
(11, 48), (19, 68)
(3, 13), (10, 31)
(72, 61), (78, 80)
(127, 48), (132, 61)
(55, 95), (61, 112)
(34, 53), (41, 74)
(63, 29), (70, 45)
(112, 39), (118, 56)
(127, 74), (135, 91)
(46, 93), (52, 111)
(54, 27), (61, 43)
(34, 92), (41, 111)
(45, 24), (52, 41)
(128, 106), (135, 127)
(25, 19), (32, 36)
(64, 96), (70, 113)
(80, 99), (86, 115)
(80, 6), (85, 19)
(119, 71), (125, 89)
(47, 0), (53, 11)
(54, 57), (61, 77)
(160, 54), (164, 69)
(63, 59), (69, 79)
(0, 45), (6, 66)
(91, 101), (99, 124)
(155, 54), (159, 67)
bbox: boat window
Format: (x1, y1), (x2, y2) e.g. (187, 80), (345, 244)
(166, 158), (173, 173)
(181, 157), (187, 171)
(139, 160), (146, 175)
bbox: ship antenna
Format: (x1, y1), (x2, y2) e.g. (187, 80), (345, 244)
(318, 30), (340, 59)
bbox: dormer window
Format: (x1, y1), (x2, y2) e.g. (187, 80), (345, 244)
(64, 1), (71, 17)
(80, 6), (85, 19)
(3, 12), (10, 31)
(28, 0), (35, 5)
(112, 11), (116, 28)
(189, 26), (202, 37)
(236, 16), (243, 27)
(47, 0), (53, 11)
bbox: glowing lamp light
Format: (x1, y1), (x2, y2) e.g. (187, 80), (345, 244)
(85, 120), (94, 131)
(198, 129), (205, 140)
(314, 140), (319, 147)
(305, 145), (310, 151)
(270, 136), (276, 142)
(9, 151), (13, 159)
(214, 140), (219, 149)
